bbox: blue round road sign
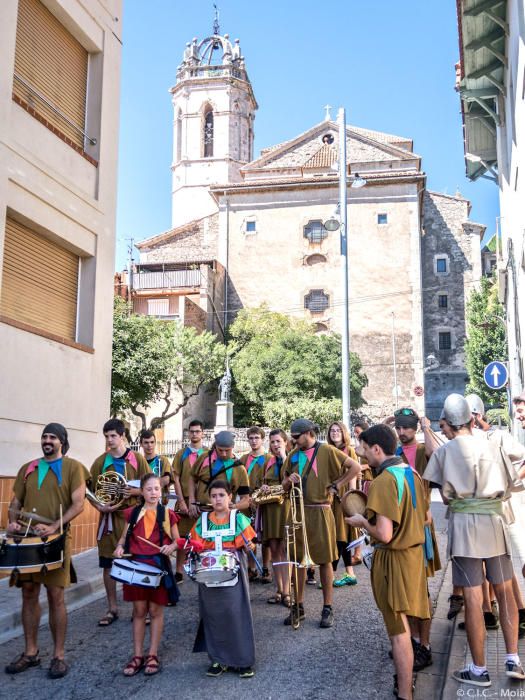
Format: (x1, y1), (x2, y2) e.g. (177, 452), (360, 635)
(483, 361), (508, 390)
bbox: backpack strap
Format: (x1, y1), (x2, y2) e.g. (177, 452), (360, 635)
(123, 504), (142, 554)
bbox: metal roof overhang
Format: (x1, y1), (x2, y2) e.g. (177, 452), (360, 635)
(456, 0), (508, 182)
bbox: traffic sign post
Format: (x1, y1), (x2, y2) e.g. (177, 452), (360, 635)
(483, 361), (508, 390)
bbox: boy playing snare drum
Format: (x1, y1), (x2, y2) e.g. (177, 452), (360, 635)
(190, 479), (257, 678)
(114, 473), (180, 676)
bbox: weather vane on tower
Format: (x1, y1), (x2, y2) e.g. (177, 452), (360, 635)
(213, 4), (220, 36)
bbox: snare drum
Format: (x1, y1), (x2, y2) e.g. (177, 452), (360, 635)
(187, 550), (239, 586)
(110, 558), (164, 588)
(0, 531), (65, 574)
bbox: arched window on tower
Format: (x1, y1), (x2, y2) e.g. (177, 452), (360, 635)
(203, 106), (214, 158)
(176, 109), (182, 162)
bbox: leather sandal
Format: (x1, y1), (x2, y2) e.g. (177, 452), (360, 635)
(5, 651), (40, 674)
(267, 592), (283, 604)
(144, 654), (160, 676)
(123, 656), (144, 676)
(281, 594), (292, 608)
(98, 610), (118, 626)
(48, 657), (68, 679)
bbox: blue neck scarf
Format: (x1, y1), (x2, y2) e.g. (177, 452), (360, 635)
(37, 458), (63, 489)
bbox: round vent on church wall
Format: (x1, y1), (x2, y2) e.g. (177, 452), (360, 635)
(305, 253), (327, 266)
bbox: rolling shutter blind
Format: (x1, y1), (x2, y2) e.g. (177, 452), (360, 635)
(13, 0), (88, 149)
(1, 217), (79, 341)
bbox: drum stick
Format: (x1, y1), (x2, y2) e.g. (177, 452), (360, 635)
(239, 530), (264, 575)
(136, 535), (162, 551)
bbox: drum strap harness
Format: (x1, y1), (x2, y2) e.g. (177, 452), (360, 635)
(124, 503), (180, 604)
(201, 510), (237, 552)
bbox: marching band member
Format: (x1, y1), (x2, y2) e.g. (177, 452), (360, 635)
(5, 423), (86, 679)
(240, 426), (271, 582)
(347, 424), (430, 700)
(90, 419), (151, 627)
(114, 473), (180, 676)
(172, 419), (208, 581)
(190, 479), (257, 678)
(139, 430), (172, 505)
(326, 421), (359, 587)
(188, 431), (250, 517)
(258, 428), (291, 606)
(281, 418), (361, 628)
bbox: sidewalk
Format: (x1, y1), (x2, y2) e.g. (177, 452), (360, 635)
(0, 547), (103, 645)
(433, 491), (525, 699)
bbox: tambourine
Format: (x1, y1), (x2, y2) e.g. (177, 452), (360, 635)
(341, 489), (368, 517)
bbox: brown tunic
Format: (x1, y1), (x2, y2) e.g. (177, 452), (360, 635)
(13, 456), (87, 587)
(367, 467), (430, 635)
(172, 447), (209, 536)
(330, 445), (358, 542)
(190, 452), (250, 507)
(399, 443), (442, 577)
(145, 454), (173, 505)
(90, 451), (151, 559)
(257, 456), (290, 541)
(282, 443), (346, 564)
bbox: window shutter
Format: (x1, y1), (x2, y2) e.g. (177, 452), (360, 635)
(1, 217), (79, 341)
(13, 0), (88, 149)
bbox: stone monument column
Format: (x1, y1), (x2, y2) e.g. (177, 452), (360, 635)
(215, 364), (234, 431)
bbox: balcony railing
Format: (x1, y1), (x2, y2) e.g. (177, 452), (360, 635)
(132, 269), (201, 290)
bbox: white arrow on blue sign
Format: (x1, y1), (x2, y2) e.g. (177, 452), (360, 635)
(483, 361), (508, 390)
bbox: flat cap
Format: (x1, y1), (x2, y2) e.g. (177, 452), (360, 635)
(215, 430), (235, 448)
(290, 418), (317, 435)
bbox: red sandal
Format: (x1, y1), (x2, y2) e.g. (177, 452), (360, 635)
(123, 656), (144, 676)
(144, 654), (160, 676)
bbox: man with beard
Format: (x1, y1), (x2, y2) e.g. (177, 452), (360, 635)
(393, 408), (442, 671)
(5, 424), (87, 678)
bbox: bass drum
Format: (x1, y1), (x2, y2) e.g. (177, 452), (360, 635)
(0, 531), (65, 574)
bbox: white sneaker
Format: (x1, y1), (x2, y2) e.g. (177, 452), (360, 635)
(506, 660), (525, 680)
(452, 666), (491, 687)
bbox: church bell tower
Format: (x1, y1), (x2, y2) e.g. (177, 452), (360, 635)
(170, 27), (258, 228)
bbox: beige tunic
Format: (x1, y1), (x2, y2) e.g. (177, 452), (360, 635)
(367, 467), (429, 636)
(172, 447), (208, 536)
(13, 456), (87, 587)
(190, 453), (250, 506)
(424, 434), (522, 558)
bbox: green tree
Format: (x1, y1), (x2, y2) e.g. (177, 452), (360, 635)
(228, 306), (368, 425)
(464, 276), (507, 407)
(111, 297), (225, 431)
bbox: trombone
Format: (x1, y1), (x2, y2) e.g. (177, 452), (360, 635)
(285, 478), (315, 630)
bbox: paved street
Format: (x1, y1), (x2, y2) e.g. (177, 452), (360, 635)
(0, 502), (447, 700)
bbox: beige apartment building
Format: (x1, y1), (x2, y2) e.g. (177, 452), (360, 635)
(0, 0), (123, 475)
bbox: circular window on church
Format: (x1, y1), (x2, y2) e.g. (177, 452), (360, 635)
(304, 289), (330, 313)
(322, 133), (334, 144)
(305, 253), (327, 266)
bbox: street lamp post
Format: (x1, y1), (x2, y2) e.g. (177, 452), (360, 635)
(324, 107), (366, 429)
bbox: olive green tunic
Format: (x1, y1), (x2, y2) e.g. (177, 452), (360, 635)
(258, 456), (290, 542)
(90, 451), (151, 559)
(399, 443), (442, 577)
(190, 453), (250, 508)
(172, 447), (208, 536)
(367, 467), (430, 636)
(13, 456), (87, 587)
(282, 443), (346, 564)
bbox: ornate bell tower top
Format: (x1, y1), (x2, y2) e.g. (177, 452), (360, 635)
(168, 16), (258, 228)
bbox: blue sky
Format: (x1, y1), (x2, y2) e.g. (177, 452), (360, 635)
(115, 0), (499, 270)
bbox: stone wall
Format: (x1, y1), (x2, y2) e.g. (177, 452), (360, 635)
(140, 214), (219, 265)
(421, 191), (483, 421)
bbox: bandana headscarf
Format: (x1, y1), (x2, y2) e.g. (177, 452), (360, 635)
(394, 412), (418, 430)
(42, 422), (69, 455)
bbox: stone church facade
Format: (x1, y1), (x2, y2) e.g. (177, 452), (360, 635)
(131, 30), (484, 428)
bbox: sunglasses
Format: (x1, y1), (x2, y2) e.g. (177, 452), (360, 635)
(290, 433), (304, 440)
(394, 408), (417, 417)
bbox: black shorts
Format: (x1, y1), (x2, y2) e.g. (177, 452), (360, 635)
(99, 556), (114, 569)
